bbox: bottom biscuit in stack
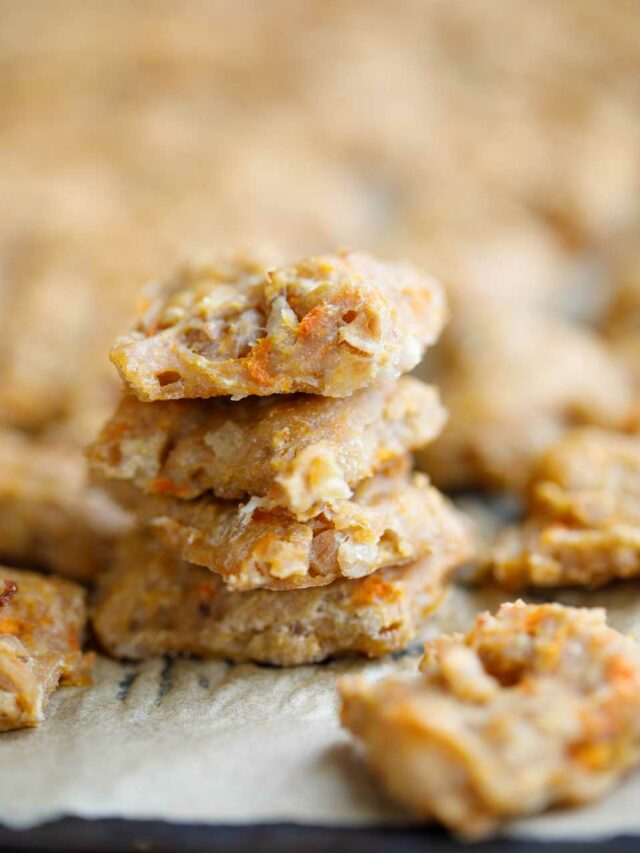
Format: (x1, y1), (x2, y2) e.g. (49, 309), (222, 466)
(92, 526), (472, 667)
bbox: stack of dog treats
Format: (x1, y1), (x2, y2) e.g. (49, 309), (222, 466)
(88, 250), (472, 665)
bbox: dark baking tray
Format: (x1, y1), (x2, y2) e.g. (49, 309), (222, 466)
(0, 820), (638, 853)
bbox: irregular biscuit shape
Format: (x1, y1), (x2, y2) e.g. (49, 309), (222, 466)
(92, 529), (471, 666)
(0, 431), (132, 582)
(0, 566), (91, 731)
(419, 309), (634, 491)
(493, 523), (640, 590)
(604, 244), (640, 388)
(110, 250), (447, 400)
(109, 465), (469, 592)
(86, 378), (446, 519)
(493, 429), (640, 589)
(340, 601), (640, 840)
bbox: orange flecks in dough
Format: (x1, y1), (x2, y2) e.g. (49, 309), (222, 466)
(0, 616), (28, 636)
(136, 297), (152, 316)
(151, 477), (184, 497)
(245, 338), (273, 386)
(607, 655), (640, 690)
(197, 582), (217, 600)
(106, 420), (133, 439)
(297, 304), (331, 341)
(571, 741), (615, 771)
(350, 574), (403, 606)
(66, 628), (80, 651)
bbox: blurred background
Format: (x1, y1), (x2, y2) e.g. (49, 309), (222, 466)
(1, 0), (639, 553)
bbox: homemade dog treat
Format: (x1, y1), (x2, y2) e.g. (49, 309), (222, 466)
(87, 377), (446, 520)
(110, 250), (446, 401)
(340, 601), (640, 839)
(531, 428), (640, 526)
(92, 528), (471, 666)
(0, 430), (132, 583)
(0, 566), (91, 731)
(605, 244), (640, 388)
(109, 465), (468, 592)
(96, 252), (465, 591)
(493, 523), (640, 590)
(493, 429), (640, 589)
(419, 308), (634, 491)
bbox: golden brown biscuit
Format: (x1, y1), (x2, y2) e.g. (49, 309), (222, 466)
(604, 242), (640, 389)
(109, 465), (469, 592)
(492, 428), (640, 588)
(419, 308), (634, 491)
(92, 528), (471, 666)
(0, 431), (132, 583)
(532, 428), (640, 527)
(0, 566), (91, 731)
(340, 601), (640, 840)
(87, 378), (445, 520)
(492, 523), (640, 590)
(110, 250), (446, 401)
(0, 233), (139, 442)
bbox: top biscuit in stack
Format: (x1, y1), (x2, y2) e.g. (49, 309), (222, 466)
(90, 249), (462, 595)
(110, 249), (447, 401)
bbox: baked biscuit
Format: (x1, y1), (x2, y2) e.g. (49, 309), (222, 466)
(109, 465), (469, 592)
(605, 245), (640, 387)
(0, 431), (132, 582)
(340, 601), (640, 839)
(493, 523), (640, 590)
(92, 528), (471, 666)
(110, 250), (446, 401)
(87, 378), (445, 520)
(0, 237), (138, 442)
(532, 428), (640, 527)
(493, 429), (640, 589)
(419, 308), (634, 491)
(0, 566), (91, 731)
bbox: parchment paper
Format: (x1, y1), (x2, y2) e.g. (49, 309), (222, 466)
(3, 581), (640, 841)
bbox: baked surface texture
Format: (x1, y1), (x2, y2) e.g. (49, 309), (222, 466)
(493, 429), (640, 588)
(340, 601), (640, 839)
(86, 377), (446, 520)
(108, 465), (469, 591)
(419, 309), (634, 491)
(110, 250), (447, 401)
(92, 529), (471, 666)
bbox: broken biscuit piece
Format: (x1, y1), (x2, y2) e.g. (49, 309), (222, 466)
(340, 601), (640, 839)
(87, 377), (445, 520)
(0, 566), (91, 731)
(493, 429), (640, 589)
(0, 431), (132, 582)
(109, 465), (469, 592)
(92, 528), (470, 666)
(110, 250), (446, 401)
